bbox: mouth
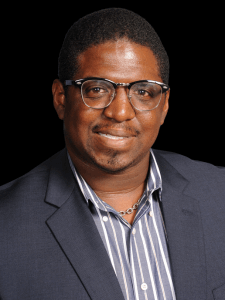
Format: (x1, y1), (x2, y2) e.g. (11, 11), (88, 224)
(98, 133), (128, 140)
(92, 126), (138, 148)
(93, 126), (138, 138)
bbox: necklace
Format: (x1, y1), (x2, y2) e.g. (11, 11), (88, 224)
(119, 197), (142, 217)
(118, 188), (168, 242)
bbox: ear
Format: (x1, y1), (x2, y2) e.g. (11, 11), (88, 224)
(52, 79), (66, 120)
(160, 89), (170, 125)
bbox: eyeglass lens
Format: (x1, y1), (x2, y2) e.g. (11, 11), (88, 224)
(81, 79), (162, 110)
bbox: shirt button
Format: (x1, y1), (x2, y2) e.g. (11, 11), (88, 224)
(102, 216), (108, 222)
(132, 228), (136, 235)
(149, 211), (153, 217)
(141, 283), (148, 290)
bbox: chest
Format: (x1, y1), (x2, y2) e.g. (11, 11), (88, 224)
(89, 193), (174, 300)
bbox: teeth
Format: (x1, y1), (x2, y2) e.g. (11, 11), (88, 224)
(98, 133), (126, 140)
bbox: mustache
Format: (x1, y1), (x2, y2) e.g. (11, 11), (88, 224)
(92, 123), (140, 136)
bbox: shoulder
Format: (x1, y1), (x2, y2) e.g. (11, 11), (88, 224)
(152, 148), (225, 182)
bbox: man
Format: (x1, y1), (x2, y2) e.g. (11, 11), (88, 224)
(0, 8), (225, 300)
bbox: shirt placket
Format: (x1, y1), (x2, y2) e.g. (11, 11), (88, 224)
(129, 199), (157, 300)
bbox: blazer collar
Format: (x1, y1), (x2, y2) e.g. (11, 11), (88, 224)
(44, 148), (125, 300)
(153, 149), (207, 299)
(44, 148), (75, 208)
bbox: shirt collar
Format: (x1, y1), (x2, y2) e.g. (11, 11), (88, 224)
(67, 148), (162, 209)
(148, 148), (162, 200)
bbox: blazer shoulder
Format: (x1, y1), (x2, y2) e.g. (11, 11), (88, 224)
(153, 148), (225, 182)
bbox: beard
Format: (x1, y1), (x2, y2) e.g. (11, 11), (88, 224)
(85, 145), (149, 174)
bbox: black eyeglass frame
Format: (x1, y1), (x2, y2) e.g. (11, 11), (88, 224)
(64, 77), (170, 111)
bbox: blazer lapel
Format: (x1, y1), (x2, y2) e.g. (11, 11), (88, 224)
(44, 149), (124, 300)
(154, 150), (207, 299)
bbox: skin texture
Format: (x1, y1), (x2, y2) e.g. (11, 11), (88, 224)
(52, 39), (169, 224)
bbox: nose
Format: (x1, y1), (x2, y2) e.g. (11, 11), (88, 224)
(103, 87), (136, 122)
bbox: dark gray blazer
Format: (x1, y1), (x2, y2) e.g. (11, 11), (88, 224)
(0, 148), (225, 300)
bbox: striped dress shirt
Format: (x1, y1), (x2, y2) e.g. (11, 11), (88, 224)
(67, 149), (176, 300)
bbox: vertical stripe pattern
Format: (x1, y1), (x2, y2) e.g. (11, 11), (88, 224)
(68, 149), (176, 300)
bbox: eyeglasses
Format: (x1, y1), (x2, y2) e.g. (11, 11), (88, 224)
(64, 77), (169, 111)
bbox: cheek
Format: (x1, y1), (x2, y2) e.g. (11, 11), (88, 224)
(135, 111), (163, 153)
(139, 110), (163, 141)
(64, 99), (99, 146)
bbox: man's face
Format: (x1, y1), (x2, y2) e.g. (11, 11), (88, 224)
(53, 39), (169, 173)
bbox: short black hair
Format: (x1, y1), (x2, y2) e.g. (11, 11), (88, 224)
(58, 8), (169, 86)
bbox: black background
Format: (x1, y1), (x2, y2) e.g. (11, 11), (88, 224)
(1, 3), (224, 186)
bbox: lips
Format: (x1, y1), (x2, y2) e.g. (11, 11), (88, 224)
(98, 133), (127, 140)
(93, 127), (138, 139)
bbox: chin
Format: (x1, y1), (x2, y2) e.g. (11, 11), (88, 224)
(93, 160), (133, 174)
(90, 152), (140, 174)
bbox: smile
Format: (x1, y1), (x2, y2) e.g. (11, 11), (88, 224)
(98, 133), (128, 140)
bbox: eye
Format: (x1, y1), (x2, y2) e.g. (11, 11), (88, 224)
(82, 80), (114, 99)
(137, 89), (151, 97)
(84, 86), (109, 99)
(131, 82), (161, 100)
(89, 87), (106, 94)
(132, 87), (153, 99)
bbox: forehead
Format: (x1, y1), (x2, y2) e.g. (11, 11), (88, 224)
(75, 40), (161, 82)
